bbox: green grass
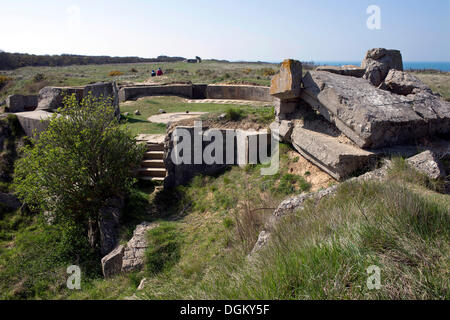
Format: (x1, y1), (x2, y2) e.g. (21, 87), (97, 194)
(120, 96), (274, 135)
(413, 71), (450, 101)
(0, 60), (278, 100)
(189, 160), (449, 300)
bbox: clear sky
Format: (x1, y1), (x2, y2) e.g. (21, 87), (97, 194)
(0, 0), (449, 62)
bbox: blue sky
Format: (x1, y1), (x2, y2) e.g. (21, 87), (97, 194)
(0, 0), (449, 62)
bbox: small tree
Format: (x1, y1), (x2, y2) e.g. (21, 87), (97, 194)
(14, 93), (145, 251)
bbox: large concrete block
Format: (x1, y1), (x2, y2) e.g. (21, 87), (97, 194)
(301, 71), (450, 149)
(15, 110), (53, 138)
(362, 48), (403, 86)
(291, 126), (375, 180)
(6, 95), (38, 112)
(270, 59), (302, 99)
(37, 86), (84, 111)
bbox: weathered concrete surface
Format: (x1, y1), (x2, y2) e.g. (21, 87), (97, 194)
(192, 84), (208, 99)
(270, 59), (302, 99)
(101, 245), (124, 278)
(122, 222), (158, 272)
(291, 126), (375, 180)
(236, 129), (270, 167)
(118, 84), (194, 102)
(99, 196), (124, 256)
(36, 82), (119, 117)
(84, 82), (120, 119)
(362, 48), (403, 86)
(380, 69), (432, 95)
(315, 65), (365, 78)
(406, 150), (446, 179)
(15, 110), (53, 137)
(164, 125), (272, 188)
(206, 85), (274, 102)
(101, 221), (159, 277)
(270, 120), (293, 142)
(36, 86), (84, 111)
(6, 95), (38, 112)
(274, 98), (300, 120)
(301, 71), (450, 149)
(164, 126), (234, 188)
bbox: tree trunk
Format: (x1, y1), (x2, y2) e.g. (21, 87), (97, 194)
(87, 218), (99, 250)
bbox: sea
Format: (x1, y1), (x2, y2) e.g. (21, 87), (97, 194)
(314, 61), (450, 72)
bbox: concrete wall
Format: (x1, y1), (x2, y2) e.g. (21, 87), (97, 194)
(118, 85), (194, 102)
(15, 110), (53, 138)
(205, 85), (274, 102)
(16, 82), (120, 138)
(118, 84), (275, 103)
(163, 125), (271, 188)
(6, 95), (38, 113)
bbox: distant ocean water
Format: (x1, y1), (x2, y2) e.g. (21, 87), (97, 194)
(315, 61), (450, 72)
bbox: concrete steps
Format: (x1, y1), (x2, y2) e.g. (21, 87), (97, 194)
(143, 150), (164, 160)
(137, 142), (166, 182)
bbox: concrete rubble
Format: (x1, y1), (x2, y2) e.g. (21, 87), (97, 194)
(269, 48), (450, 180)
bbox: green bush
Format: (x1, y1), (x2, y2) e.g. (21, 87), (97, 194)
(108, 70), (123, 77)
(33, 73), (45, 82)
(225, 107), (245, 121)
(13, 93), (146, 252)
(0, 75), (12, 89)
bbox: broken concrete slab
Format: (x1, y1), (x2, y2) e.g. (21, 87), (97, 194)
(270, 120), (293, 142)
(380, 69), (433, 95)
(101, 245), (124, 278)
(270, 59), (302, 100)
(362, 48), (403, 86)
(315, 65), (365, 78)
(273, 98), (301, 120)
(291, 125), (375, 180)
(301, 71), (450, 149)
(406, 150), (446, 179)
(6, 94), (38, 112)
(122, 222), (158, 272)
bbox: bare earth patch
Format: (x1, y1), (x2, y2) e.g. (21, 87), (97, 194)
(148, 112), (207, 124)
(285, 150), (336, 192)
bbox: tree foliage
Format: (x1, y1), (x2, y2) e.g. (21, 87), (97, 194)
(13, 94), (146, 244)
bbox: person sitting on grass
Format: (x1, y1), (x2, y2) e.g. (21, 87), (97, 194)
(151, 70), (156, 77)
(156, 68), (163, 76)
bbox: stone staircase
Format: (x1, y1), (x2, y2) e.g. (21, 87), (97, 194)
(136, 134), (167, 182)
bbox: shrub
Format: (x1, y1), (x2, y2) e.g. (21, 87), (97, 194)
(13, 93), (146, 251)
(275, 173), (311, 195)
(33, 73), (45, 82)
(0, 75), (12, 89)
(108, 70), (123, 77)
(262, 68), (276, 77)
(225, 107), (245, 121)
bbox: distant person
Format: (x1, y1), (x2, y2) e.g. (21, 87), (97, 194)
(156, 68), (163, 76)
(151, 70), (156, 77)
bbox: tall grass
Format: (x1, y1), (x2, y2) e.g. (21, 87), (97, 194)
(195, 166), (449, 299)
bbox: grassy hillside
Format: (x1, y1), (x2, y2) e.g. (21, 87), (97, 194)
(0, 61), (279, 100)
(1, 144), (447, 300)
(0, 61), (449, 300)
